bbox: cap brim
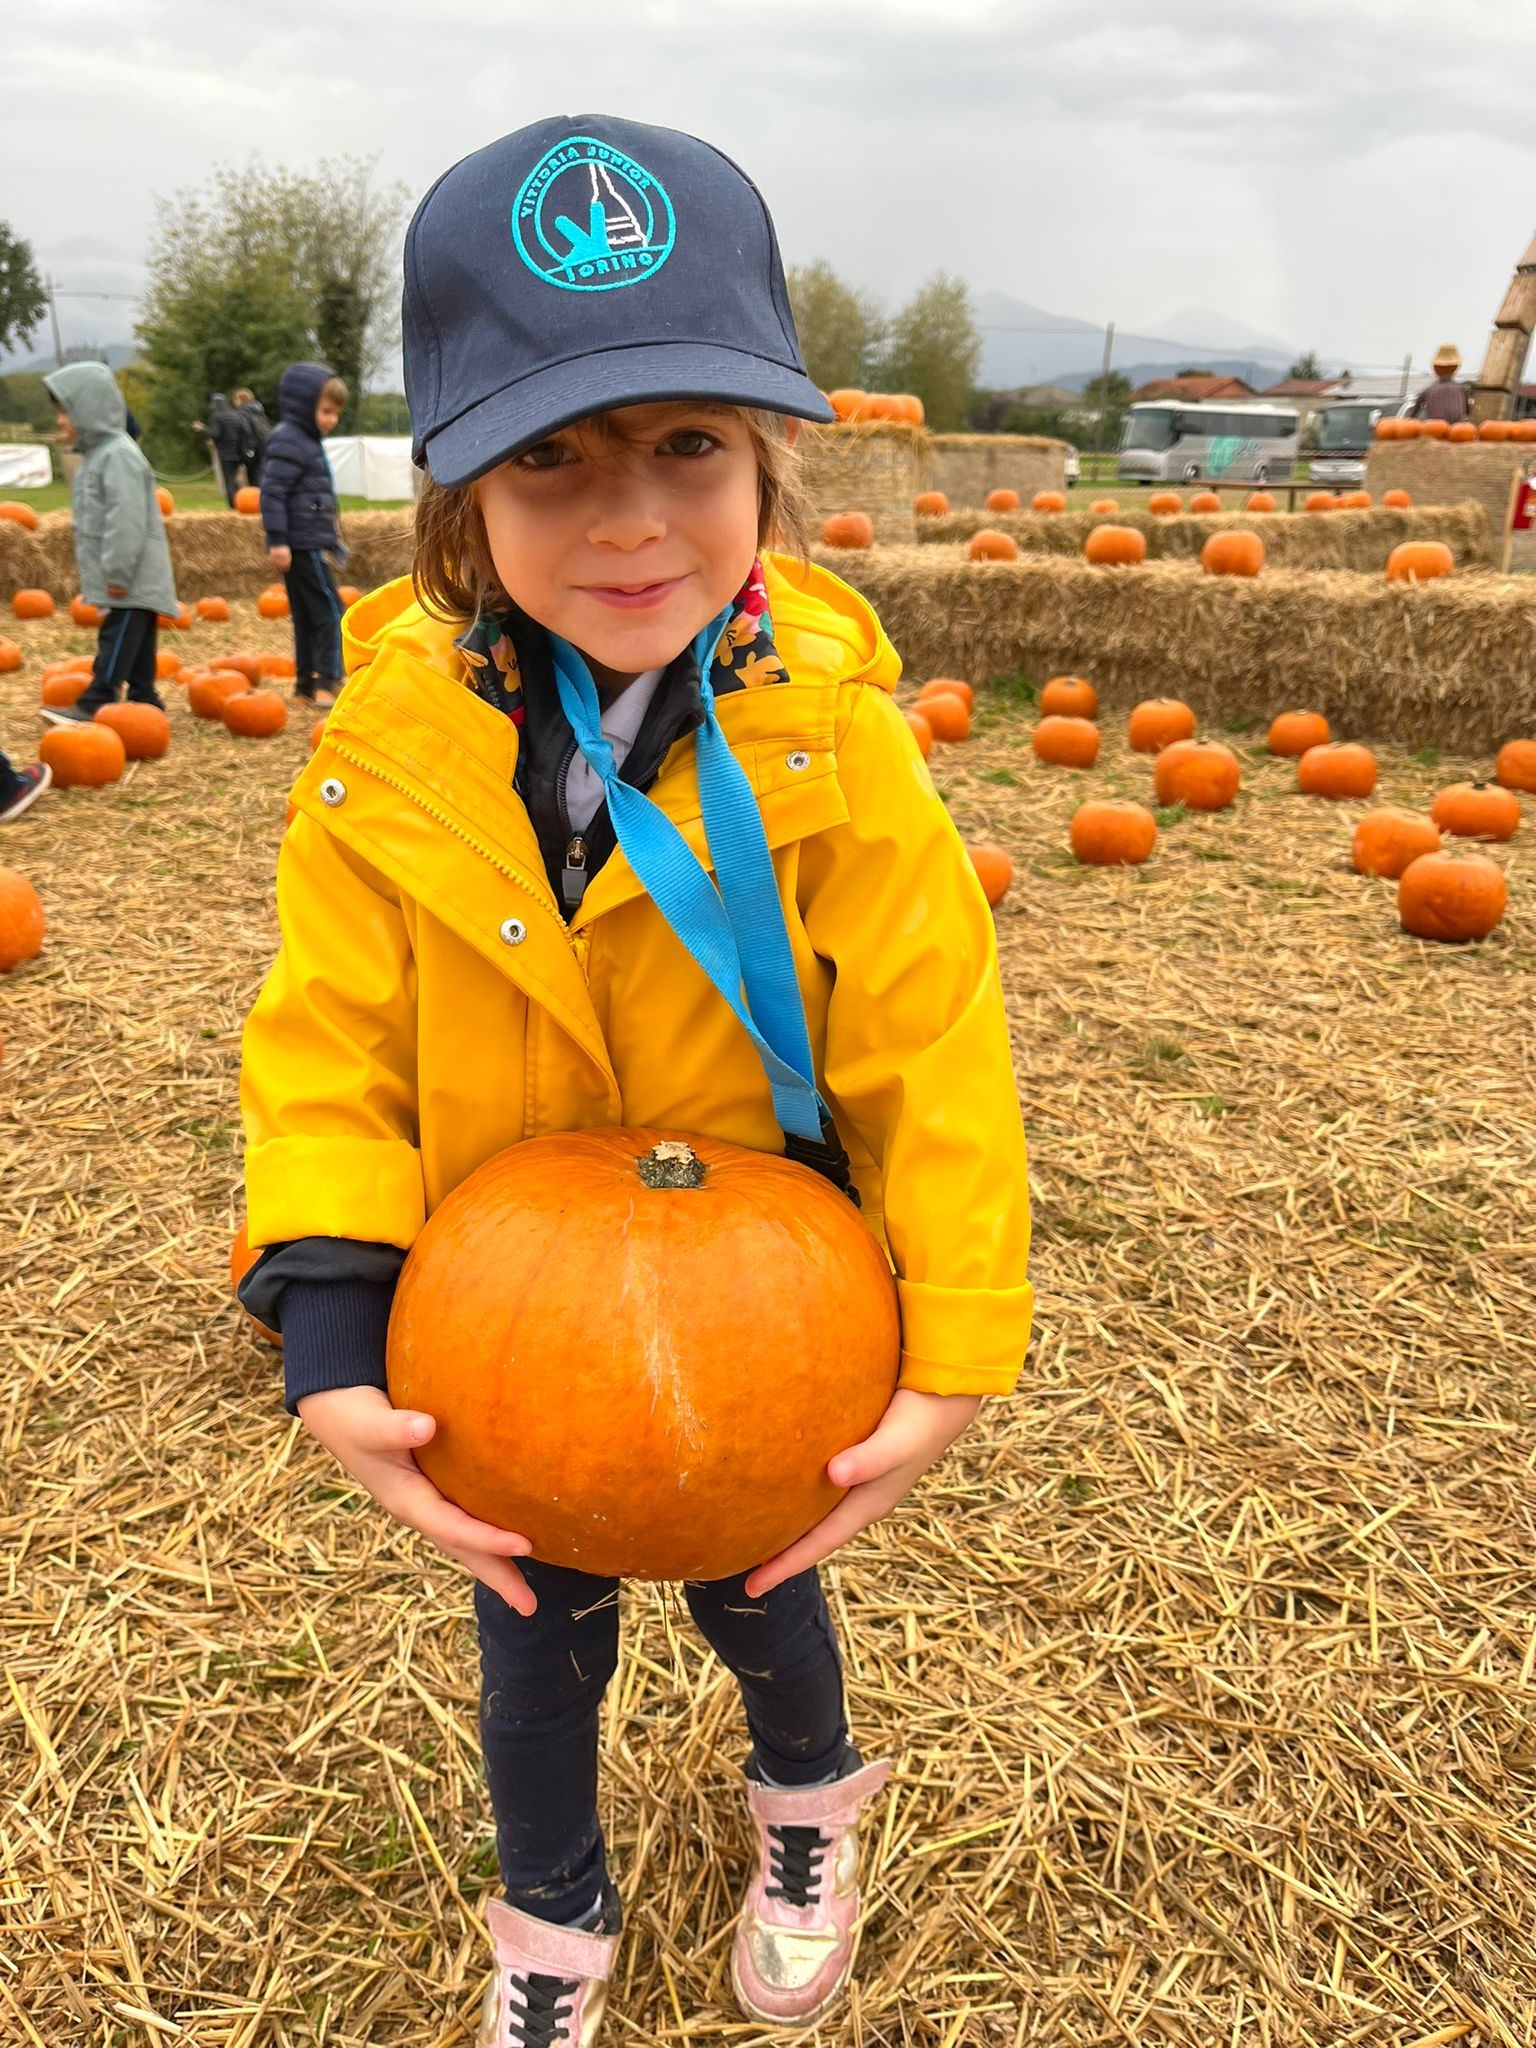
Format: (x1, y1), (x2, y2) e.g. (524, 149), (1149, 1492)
(421, 343), (837, 487)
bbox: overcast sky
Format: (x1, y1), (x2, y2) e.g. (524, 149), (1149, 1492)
(5, 0), (1534, 384)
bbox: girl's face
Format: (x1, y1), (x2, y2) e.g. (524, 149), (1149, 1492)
(476, 402), (772, 691)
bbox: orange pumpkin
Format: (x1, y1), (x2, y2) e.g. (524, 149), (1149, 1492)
(1146, 491), (1182, 516)
(1031, 491), (1067, 515)
(913, 491), (949, 517)
(1398, 850), (1506, 942)
(0, 637), (20, 673)
(1069, 799), (1157, 866)
(95, 703), (171, 760)
(1374, 418), (1400, 440)
(234, 485), (262, 513)
(310, 715), (330, 754)
(338, 583), (363, 608)
(820, 512), (874, 549)
(187, 671), (249, 719)
(1032, 715), (1100, 769)
(1340, 489), (1373, 509)
(1381, 488), (1412, 509)
(1297, 742), (1377, 799)
(968, 529), (1018, 562)
(1430, 780), (1521, 842)
(0, 500), (39, 531)
(862, 395), (901, 422)
(387, 1129), (900, 1579)
(222, 690), (290, 738)
(216, 651), (266, 684)
(986, 488), (1020, 512)
(1089, 497), (1119, 516)
(196, 595), (231, 622)
(231, 1222), (282, 1345)
(966, 843), (1013, 907)
(902, 709), (932, 756)
(1494, 738), (1536, 792)
(1267, 710), (1331, 757)
(256, 585), (291, 620)
(1447, 421), (1477, 443)
(1397, 420), (1425, 440)
(155, 650), (181, 681)
(1304, 491), (1336, 513)
(1153, 738), (1240, 811)
(70, 594), (104, 628)
(12, 589), (54, 620)
(916, 678), (974, 711)
(1421, 418), (1450, 441)
(40, 672), (88, 707)
(1246, 491), (1277, 513)
(1351, 808), (1442, 879)
(1479, 420), (1512, 443)
(0, 867), (45, 972)
(1039, 675), (1097, 719)
(1083, 523), (1147, 567)
(920, 691), (970, 744)
(1187, 491), (1222, 514)
(258, 652), (297, 678)
(1386, 541), (1453, 585)
(39, 722), (126, 788)
(1126, 698), (1196, 753)
(155, 486), (175, 517)
(895, 394), (925, 426)
(1514, 420), (1536, 443)
(1200, 529), (1265, 577)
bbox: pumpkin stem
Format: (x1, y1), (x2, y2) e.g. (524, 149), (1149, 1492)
(636, 1141), (707, 1190)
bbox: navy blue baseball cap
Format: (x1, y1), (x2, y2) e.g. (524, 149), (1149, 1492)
(403, 115), (835, 488)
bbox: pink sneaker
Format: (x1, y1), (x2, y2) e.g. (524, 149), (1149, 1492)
(477, 1889), (620, 2047)
(730, 1757), (892, 2027)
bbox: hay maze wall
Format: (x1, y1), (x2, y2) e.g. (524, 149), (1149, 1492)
(924, 433), (1067, 508)
(1367, 442), (1530, 568)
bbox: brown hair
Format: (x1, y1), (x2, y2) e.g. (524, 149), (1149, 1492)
(233, 387), (255, 407)
(412, 406), (812, 625)
(321, 376), (349, 408)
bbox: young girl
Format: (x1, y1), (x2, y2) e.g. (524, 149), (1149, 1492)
(239, 115), (1032, 2044)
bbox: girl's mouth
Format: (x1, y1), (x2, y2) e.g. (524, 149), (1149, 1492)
(581, 577), (686, 612)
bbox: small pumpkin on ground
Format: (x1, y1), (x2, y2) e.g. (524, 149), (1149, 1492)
(1030, 490), (1067, 514)
(1430, 781), (1521, 842)
(1381, 488), (1412, 508)
(216, 652), (266, 684)
(1083, 524), (1147, 567)
(1089, 497), (1119, 515)
(12, 589), (54, 620)
(1297, 742), (1378, 799)
(258, 652), (297, 678)
(338, 584), (363, 608)
(155, 650), (181, 680)
(41, 673), (88, 707)
(1267, 710), (1331, 757)
(0, 501), (40, 531)
(187, 671), (249, 719)
(256, 586), (291, 620)
(1187, 491), (1222, 514)
(1494, 738), (1536, 792)
(234, 485), (262, 514)
(196, 595), (231, 622)
(821, 511), (874, 549)
(986, 488), (1020, 512)
(0, 867), (45, 972)
(913, 491), (949, 517)
(1032, 716), (1100, 769)
(222, 690), (290, 738)
(1039, 675), (1097, 719)
(1397, 851), (1507, 942)
(1127, 698), (1196, 753)
(0, 637), (21, 672)
(39, 722), (126, 788)
(919, 691), (970, 744)
(1201, 529), (1265, 577)
(1146, 491), (1182, 516)
(1386, 541), (1454, 585)
(1069, 800), (1157, 866)
(968, 529), (1018, 562)
(95, 703), (171, 760)
(1246, 491), (1277, 513)
(903, 709), (933, 757)
(1153, 738), (1240, 811)
(157, 602), (194, 631)
(1351, 808), (1442, 879)
(966, 843), (1013, 906)
(231, 1223), (281, 1345)
(70, 594), (104, 628)
(915, 678), (974, 711)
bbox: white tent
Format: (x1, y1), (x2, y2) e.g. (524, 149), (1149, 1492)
(0, 444), (53, 489)
(324, 436), (417, 502)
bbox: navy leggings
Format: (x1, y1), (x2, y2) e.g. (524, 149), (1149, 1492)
(476, 1559), (851, 1924)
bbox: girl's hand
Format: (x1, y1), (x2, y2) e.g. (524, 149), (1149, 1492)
(743, 1388), (982, 1598)
(297, 1385), (539, 1613)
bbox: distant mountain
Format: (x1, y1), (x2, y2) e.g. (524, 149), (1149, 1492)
(1052, 357), (1308, 396)
(975, 291), (1305, 391)
(1152, 305), (1301, 359)
(0, 341), (138, 377)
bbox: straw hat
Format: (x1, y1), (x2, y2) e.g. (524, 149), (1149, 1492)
(1431, 343), (1462, 372)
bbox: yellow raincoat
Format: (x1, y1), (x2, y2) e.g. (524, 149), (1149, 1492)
(240, 554), (1032, 1396)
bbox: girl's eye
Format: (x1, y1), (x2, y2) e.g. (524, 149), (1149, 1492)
(659, 428), (719, 458)
(513, 439), (571, 471)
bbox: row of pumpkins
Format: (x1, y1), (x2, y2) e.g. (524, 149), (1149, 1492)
(907, 674), (1527, 945)
(0, 487), (270, 527)
(1376, 417), (1536, 443)
(4, 579), (360, 633)
(919, 485), (1413, 518)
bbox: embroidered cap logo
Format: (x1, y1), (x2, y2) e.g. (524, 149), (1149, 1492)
(512, 136), (677, 293)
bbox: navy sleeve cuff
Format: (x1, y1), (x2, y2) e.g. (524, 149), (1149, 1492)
(277, 1278), (396, 1414)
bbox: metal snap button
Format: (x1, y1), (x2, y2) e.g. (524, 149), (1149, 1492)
(319, 777), (346, 806)
(499, 917), (527, 946)
(786, 750), (811, 772)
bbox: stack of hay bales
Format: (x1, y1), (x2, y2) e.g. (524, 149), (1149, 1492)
(924, 434), (1068, 509)
(799, 422), (926, 545)
(1366, 444), (1530, 570)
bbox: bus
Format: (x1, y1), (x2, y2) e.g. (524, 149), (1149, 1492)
(1308, 390), (1412, 489)
(1118, 401), (1300, 485)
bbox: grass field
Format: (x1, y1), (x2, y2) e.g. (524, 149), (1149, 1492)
(3, 479), (407, 517)
(2, 599), (1534, 2045)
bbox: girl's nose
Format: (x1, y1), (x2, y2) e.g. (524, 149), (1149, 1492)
(584, 467), (667, 551)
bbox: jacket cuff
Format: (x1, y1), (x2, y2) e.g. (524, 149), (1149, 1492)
(894, 1275), (1034, 1397)
(244, 1135), (425, 1245)
(277, 1278), (395, 1414)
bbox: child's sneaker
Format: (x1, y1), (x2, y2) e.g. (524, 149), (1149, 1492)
(730, 1755), (891, 2027)
(0, 762), (51, 821)
(39, 702), (96, 726)
(477, 1881), (621, 2047)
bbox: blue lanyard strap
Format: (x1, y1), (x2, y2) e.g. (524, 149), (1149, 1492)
(548, 610), (827, 1144)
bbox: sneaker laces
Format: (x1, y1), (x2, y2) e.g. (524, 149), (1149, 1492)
(765, 1824), (831, 1910)
(502, 1969), (581, 2047)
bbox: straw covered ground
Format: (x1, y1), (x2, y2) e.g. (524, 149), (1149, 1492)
(4, 598), (1536, 2045)
(812, 545), (1536, 753)
(914, 503), (1494, 575)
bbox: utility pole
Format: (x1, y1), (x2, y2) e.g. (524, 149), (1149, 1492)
(1399, 352), (1412, 402)
(1098, 321), (1116, 456)
(45, 275), (65, 368)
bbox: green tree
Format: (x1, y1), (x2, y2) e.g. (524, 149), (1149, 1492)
(1079, 369), (1133, 450)
(0, 370), (59, 431)
(315, 277), (365, 427)
(1287, 348), (1323, 380)
(876, 273), (981, 432)
(0, 223), (47, 358)
(785, 260), (885, 393)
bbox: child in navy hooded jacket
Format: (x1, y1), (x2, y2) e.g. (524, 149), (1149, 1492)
(260, 362), (349, 704)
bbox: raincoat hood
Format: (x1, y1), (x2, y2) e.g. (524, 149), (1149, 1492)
(277, 361), (335, 438)
(46, 362), (127, 449)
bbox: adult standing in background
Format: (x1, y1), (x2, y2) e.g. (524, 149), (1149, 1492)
(1413, 344), (1469, 425)
(233, 389), (270, 484)
(191, 392), (248, 504)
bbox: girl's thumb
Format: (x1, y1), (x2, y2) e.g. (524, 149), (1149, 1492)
(398, 1410), (436, 1447)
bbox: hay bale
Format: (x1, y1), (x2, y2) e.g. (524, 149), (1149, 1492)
(799, 422), (925, 545)
(810, 544), (1536, 750)
(915, 501), (1494, 572)
(925, 433), (1068, 511)
(1366, 443), (1528, 564)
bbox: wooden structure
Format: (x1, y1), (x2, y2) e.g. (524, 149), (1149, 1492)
(1471, 231), (1536, 422)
